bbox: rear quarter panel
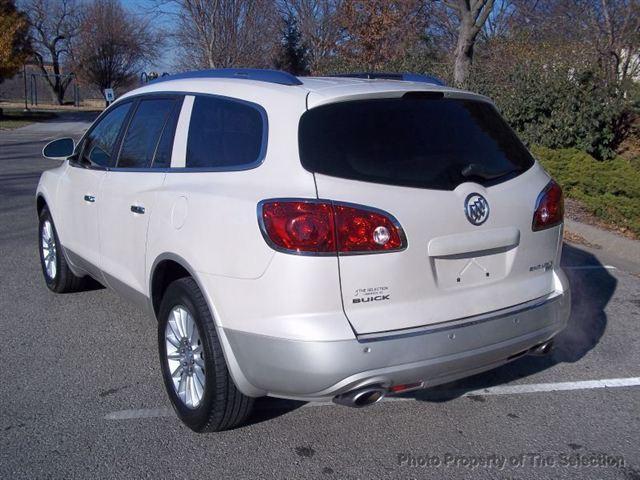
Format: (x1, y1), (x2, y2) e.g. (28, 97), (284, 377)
(145, 87), (351, 339)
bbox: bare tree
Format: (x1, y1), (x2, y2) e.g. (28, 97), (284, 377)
(337, 0), (428, 71)
(73, 0), (159, 95)
(579, 0), (639, 85)
(23, 0), (79, 104)
(163, 0), (279, 70)
(280, 0), (344, 73)
(509, 0), (640, 88)
(482, 0), (516, 39)
(443, 0), (496, 87)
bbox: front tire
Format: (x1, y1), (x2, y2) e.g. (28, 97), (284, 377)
(158, 277), (254, 432)
(38, 207), (85, 293)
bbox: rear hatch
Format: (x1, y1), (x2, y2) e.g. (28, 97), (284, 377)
(299, 92), (563, 334)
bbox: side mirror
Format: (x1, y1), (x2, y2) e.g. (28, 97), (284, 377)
(42, 138), (75, 160)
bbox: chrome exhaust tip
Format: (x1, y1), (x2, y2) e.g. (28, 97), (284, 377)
(529, 340), (554, 356)
(333, 386), (387, 408)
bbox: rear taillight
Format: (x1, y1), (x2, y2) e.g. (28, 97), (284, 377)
(258, 199), (406, 255)
(532, 180), (564, 231)
(260, 201), (336, 253)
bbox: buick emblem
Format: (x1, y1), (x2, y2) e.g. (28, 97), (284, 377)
(464, 193), (489, 226)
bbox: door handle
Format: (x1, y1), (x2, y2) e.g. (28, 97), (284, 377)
(84, 195), (95, 203)
(130, 205), (145, 214)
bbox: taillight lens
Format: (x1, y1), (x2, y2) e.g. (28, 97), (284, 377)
(259, 200), (406, 255)
(532, 180), (564, 231)
(333, 204), (403, 252)
(261, 201), (336, 253)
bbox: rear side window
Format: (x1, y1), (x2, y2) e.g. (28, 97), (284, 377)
(298, 97), (535, 190)
(118, 98), (177, 169)
(152, 98), (183, 169)
(186, 95), (265, 169)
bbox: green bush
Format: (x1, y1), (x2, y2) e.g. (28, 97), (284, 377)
(472, 65), (629, 160)
(532, 146), (640, 236)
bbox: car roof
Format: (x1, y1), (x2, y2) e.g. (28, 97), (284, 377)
(118, 70), (490, 109)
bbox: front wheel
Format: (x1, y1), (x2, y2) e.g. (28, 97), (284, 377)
(158, 277), (254, 432)
(38, 207), (85, 293)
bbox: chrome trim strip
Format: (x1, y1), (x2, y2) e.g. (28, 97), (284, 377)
(70, 91), (269, 174)
(357, 292), (563, 343)
(64, 247), (103, 281)
(101, 271), (150, 312)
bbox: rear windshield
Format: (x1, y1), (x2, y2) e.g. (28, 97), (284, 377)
(298, 96), (534, 190)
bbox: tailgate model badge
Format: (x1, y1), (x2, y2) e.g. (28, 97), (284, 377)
(464, 193), (490, 226)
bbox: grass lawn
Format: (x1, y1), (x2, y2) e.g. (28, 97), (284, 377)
(533, 146), (640, 237)
(0, 109), (57, 130)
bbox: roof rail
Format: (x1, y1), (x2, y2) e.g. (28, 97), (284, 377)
(151, 68), (303, 86)
(330, 72), (446, 86)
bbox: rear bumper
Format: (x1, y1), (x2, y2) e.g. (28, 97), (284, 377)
(222, 270), (571, 401)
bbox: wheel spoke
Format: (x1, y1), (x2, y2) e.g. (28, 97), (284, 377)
(177, 371), (187, 402)
(194, 356), (204, 369)
(178, 308), (188, 338)
(166, 327), (181, 348)
(164, 305), (206, 409)
(187, 375), (195, 407)
(189, 325), (200, 345)
(168, 318), (182, 343)
(185, 312), (194, 343)
(171, 309), (184, 338)
(171, 364), (182, 378)
(194, 365), (205, 388)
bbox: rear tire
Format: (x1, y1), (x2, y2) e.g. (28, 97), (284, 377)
(158, 277), (254, 432)
(38, 207), (85, 293)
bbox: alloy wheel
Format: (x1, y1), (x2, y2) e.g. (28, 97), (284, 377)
(164, 305), (206, 408)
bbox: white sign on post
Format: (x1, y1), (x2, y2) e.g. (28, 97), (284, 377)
(104, 88), (115, 103)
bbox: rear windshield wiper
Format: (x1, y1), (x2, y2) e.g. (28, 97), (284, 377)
(461, 163), (519, 181)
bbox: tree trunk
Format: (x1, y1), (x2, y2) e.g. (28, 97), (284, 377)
(453, 19), (475, 88)
(450, 0), (495, 88)
(454, 45), (473, 87)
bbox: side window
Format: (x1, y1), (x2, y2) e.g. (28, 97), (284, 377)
(81, 102), (132, 168)
(152, 98), (183, 169)
(118, 98), (177, 169)
(186, 96), (264, 169)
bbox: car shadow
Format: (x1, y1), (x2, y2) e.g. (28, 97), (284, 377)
(241, 242), (616, 426)
(244, 397), (307, 427)
(404, 242), (616, 402)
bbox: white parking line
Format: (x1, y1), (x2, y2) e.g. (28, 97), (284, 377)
(104, 377), (640, 420)
(403, 377), (640, 398)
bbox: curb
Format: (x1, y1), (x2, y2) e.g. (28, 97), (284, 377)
(565, 218), (640, 266)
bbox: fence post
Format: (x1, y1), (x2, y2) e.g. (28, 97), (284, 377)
(32, 74), (38, 106)
(23, 65), (28, 111)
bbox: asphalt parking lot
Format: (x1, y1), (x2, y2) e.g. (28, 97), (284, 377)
(1, 116), (639, 479)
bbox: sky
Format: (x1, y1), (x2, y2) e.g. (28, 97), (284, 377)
(120, 0), (179, 73)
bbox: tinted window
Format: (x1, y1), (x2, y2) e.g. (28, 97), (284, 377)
(186, 96), (264, 169)
(118, 98), (176, 169)
(81, 102), (132, 167)
(298, 97), (535, 190)
(152, 98), (182, 168)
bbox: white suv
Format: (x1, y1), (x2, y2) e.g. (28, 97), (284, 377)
(36, 69), (571, 432)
